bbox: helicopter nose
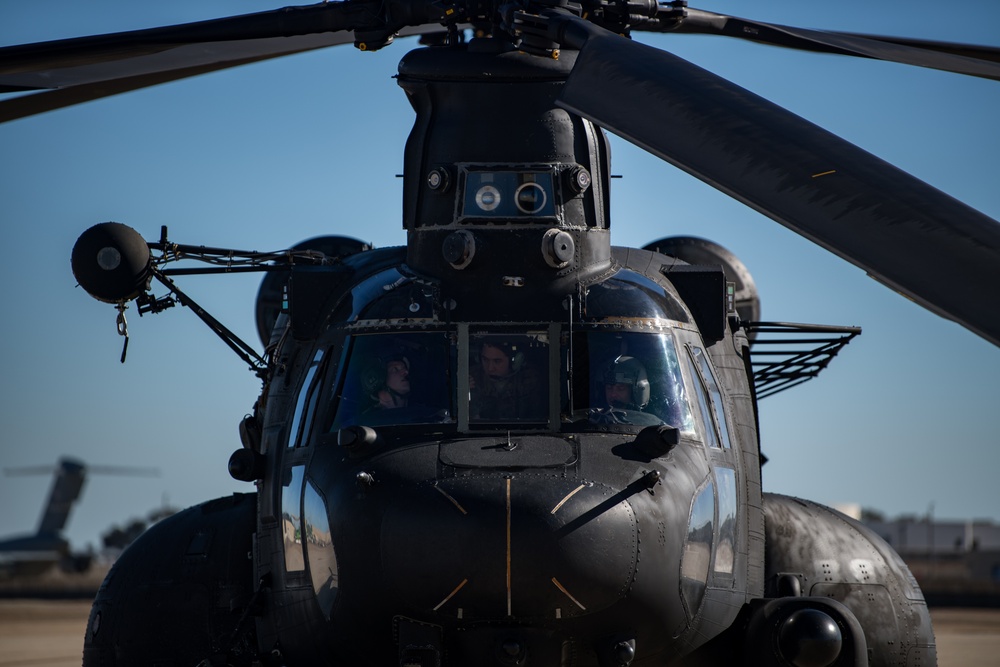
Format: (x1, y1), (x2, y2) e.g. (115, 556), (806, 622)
(381, 474), (638, 620)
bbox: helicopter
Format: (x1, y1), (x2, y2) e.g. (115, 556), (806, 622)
(2, 0), (1000, 666)
(3, 0), (999, 540)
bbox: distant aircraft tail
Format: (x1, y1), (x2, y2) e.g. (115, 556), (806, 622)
(4, 457), (160, 539)
(37, 458), (87, 535)
(1, 458), (160, 578)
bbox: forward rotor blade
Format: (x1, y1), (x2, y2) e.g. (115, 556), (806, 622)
(555, 19), (1000, 346)
(0, 5), (359, 92)
(648, 7), (1000, 82)
(0, 38), (337, 123)
(838, 33), (1000, 65)
(0, 3), (443, 123)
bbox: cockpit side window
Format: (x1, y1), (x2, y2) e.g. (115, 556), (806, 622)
(690, 346), (734, 449)
(684, 348), (721, 448)
(565, 330), (695, 434)
(327, 332), (455, 430)
(288, 349), (326, 448)
(281, 465), (306, 572)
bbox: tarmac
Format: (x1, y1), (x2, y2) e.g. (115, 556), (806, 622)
(0, 600), (997, 666)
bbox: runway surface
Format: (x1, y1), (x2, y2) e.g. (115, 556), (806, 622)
(0, 600), (997, 666)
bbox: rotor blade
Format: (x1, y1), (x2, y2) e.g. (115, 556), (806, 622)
(838, 33), (1000, 65)
(0, 5), (362, 92)
(646, 7), (1000, 82)
(0, 2), (443, 123)
(0, 42), (331, 123)
(555, 19), (1000, 346)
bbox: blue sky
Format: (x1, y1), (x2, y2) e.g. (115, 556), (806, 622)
(1, 0), (998, 552)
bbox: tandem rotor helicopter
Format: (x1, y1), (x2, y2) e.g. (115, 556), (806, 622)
(2, 0), (1000, 665)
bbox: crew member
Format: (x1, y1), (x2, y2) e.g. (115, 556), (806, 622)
(470, 339), (544, 420)
(363, 355), (411, 410)
(602, 355), (650, 411)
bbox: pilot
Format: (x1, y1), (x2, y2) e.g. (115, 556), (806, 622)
(470, 340), (544, 420)
(602, 355), (650, 411)
(362, 354), (411, 410)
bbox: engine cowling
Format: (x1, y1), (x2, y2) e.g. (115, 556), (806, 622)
(762, 493), (936, 667)
(82, 494), (257, 667)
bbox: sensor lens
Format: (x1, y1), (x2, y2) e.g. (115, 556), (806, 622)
(475, 185), (501, 211)
(97, 247), (122, 271)
(427, 167), (450, 192)
(461, 169), (556, 219)
(515, 182), (547, 214)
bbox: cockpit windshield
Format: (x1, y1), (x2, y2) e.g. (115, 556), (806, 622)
(329, 332), (455, 430)
(566, 330), (695, 434)
(321, 327), (694, 436)
(469, 331), (550, 423)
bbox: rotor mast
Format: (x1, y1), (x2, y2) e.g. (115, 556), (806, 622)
(397, 39), (615, 317)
